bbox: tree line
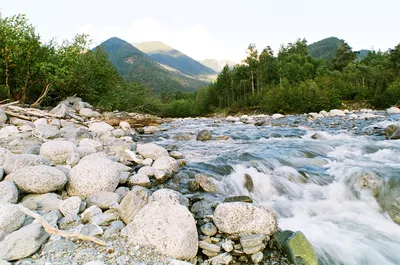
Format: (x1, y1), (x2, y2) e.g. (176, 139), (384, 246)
(2, 13), (400, 117)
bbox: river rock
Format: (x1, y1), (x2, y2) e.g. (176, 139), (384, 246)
(10, 165), (67, 194)
(0, 211), (60, 261)
(59, 196), (82, 217)
(122, 201), (198, 260)
(79, 108), (95, 118)
(196, 130), (212, 141)
(0, 202), (25, 241)
(21, 193), (62, 211)
(0, 180), (19, 203)
(213, 202), (277, 236)
(67, 158), (121, 197)
(119, 186), (150, 224)
(127, 173), (151, 188)
(0, 108), (7, 123)
(0, 148), (12, 166)
(88, 122), (113, 135)
(40, 141), (76, 164)
(86, 192), (120, 210)
(2, 154), (50, 174)
(282, 231), (318, 265)
(173, 133), (192, 141)
(200, 222), (218, 236)
(149, 189), (189, 208)
(195, 174), (219, 193)
(152, 156), (179, 173)
(34, 124), (60, 139)
(81, 205), (103, 224)
(387, 106), (400, 114)
(136, 143), (169, 160)
(49, 103), (67, 117)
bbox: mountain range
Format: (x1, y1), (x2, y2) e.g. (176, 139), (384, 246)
(97, 36), (370, 93)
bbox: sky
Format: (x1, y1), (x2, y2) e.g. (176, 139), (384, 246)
(1, 0), (399, 62)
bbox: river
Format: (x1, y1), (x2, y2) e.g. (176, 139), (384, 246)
(151, 110), (400, 265)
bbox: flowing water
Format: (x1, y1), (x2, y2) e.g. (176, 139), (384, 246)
(152, 111), (400, 265)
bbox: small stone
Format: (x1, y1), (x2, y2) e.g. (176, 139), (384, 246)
(251, 252), (263, 263)
(240, 234), (265, 247)
(127, 173), (151, 188)
(59, 196), (82, 217)
(242, 243), (265, 255)
(169, 151), (184, 159)
(58, 215), (81, 230)
(199, 241), (221, 253)
(207, 252), (233, 265)
(188, 179), (200, 192)
(202, 249), (218, 257)
(222, 239), (234, 252)
(90, 212), (119, 226)
(136, 143), (169, 160)
(195, 174), (219, 193)
(81, 205), (103, 224)
(244, 174), (254, 192)
(201, 223), (218, 236)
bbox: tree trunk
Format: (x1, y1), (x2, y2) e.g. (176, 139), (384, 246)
(251, 70), (255, 96)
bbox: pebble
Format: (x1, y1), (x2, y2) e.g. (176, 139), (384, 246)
(200, 222), (218, 236)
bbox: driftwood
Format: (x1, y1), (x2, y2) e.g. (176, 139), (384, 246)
(0, 101), (20, 109)
(17, 205), (107, 246)
(31, 83), (52, 107)
(4, 110), (33, 121)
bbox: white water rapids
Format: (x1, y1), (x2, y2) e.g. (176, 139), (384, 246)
(153, 112), (400, 265)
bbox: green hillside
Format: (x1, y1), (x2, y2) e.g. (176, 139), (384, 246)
(308, 37), (369, 61)
(133, 41), (217, 79)
(98, 37), (208, 93)
(200, 59), (236, 72)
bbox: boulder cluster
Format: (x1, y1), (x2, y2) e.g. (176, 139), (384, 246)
(0, 98), (318, 265)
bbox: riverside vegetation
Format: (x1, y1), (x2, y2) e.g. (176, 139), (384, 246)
(2, 14), (400, 118)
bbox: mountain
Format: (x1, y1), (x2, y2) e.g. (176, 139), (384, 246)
(133, 41), (217, 80)
(200, 59), (236, 72)
(308, 37), (370, 61)
(98, 37), (208, 93)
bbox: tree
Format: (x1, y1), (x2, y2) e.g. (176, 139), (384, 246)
(333, 40), (357, 71)
(243, 44), (259, 95)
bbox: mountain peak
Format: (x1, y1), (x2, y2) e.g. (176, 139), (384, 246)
(133, 41), (174, 54)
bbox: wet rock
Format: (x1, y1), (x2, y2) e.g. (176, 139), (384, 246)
(190, 200), (214, 219)
(244, 174), (254, 192)
(2, 154), (50, 174)
(359, 174), (381, 196)
(385, 124), (400, 139)
(0, 202), (25, 241)
(196, 129), (212, 141)
(86, 191), (120, 210)
(195, 174), (219, 193)
(136, 143), (169, 160)
(153, 156), (179, 173)
(173, 133), (192, 141)
(0, 180), (18, 203)
(122, 201), (198, 260)
(390, 128), (400, 140)
(223, 195), (253, 203)
(283, 232), (318, 265)
(119, 186), (150, 224)
(150, 189), (189, 208)
(215, 135), (230, 141)
(59, 196), (82, 217)
(0, 211), (60, 261)
(9, 165), (67, 194)
(201, 222), (218, 236)
(188, 179), (200, 192)
(40, 141), (76, 164)
(67, 158), (121, 197)
(213, 202), (277, 236)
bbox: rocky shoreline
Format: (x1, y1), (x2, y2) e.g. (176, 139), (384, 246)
(6, 98), (399, 265)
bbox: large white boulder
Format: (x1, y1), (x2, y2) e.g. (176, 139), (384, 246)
(150, 189), (189, 208)
(387, 106), (400, 114)
(152, 156), (179, 173)
(136, 143), (169, 160)
(119, 186), (150, 224)
(67, 158), (121, 197)
(88, 122), (113, 135)
(40, 141), (76, 164)
(0, 202), (25, 241)
(0, 181), (19, 203)
(2, 154), (50, 174)
(122, 201), (198, 260)
(213, 202), (277, 236)
(9, 165), (67, 194)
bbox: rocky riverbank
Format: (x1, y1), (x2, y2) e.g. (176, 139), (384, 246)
(7, 98), (394, 265)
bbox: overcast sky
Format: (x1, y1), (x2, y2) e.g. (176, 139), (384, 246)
(1, 0), (399, 62)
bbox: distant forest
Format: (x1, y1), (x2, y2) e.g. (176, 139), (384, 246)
(1, 14), (400, 117)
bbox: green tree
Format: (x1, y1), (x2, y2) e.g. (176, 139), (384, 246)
(333, 40), (357, 71)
